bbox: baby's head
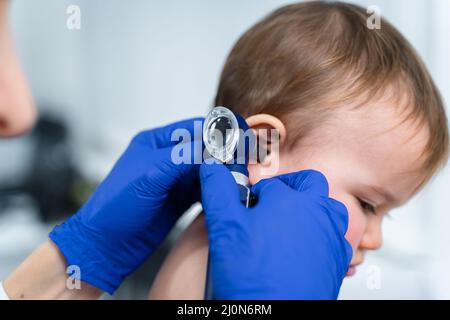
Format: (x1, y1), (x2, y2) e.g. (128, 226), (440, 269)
(215, 1), (449, 275)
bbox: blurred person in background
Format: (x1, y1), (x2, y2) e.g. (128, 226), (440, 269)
(0, 0), (35, 137)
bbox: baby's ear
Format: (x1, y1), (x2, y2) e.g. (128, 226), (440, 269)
(245, 114), (287, 182)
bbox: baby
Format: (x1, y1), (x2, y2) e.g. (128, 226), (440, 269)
(149, 1), (449, 299)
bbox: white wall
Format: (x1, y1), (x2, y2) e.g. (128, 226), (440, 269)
(6, 0), (450, 298)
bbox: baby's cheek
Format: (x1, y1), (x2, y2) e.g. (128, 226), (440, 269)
(342, 202), (366, 252)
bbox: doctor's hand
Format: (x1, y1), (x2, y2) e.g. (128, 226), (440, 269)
(49, 118), (203, 294)
(201, 163), (353, 300)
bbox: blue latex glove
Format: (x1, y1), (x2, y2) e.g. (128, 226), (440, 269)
(50, 118), (203, 294)
(200, 163), (353, 299)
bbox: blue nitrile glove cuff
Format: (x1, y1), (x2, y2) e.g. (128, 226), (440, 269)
(49, 214), (123, 295)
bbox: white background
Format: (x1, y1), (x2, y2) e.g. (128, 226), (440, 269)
(0, 0), (449, 299)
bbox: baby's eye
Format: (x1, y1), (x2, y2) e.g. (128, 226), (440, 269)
(357, 198), (377, 215)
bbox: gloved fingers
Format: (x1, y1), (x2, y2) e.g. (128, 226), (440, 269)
(200, 162), (242, 225)
(139, 139), (203, 200)
(343, 238), (353, 271)
(251, 178), (284, 200)
(133, 117), (204, 149)
(167, 138), (204, 172)
(168, 165), (202, 213)
(313, 195), (353, 278)
(251, 169), (329, 204)
(275, 169), (329, 197)
(324, 197), (350, 237)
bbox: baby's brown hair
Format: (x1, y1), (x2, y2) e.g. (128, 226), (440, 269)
(215, 1), (449, 185)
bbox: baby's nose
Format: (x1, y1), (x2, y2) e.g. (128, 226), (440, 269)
(360, 221), (383, 250)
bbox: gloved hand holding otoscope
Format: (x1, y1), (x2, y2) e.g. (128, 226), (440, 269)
(202, 106), (257, 299)
(201, 106), (352, 299)
(203, 106), (257, 209)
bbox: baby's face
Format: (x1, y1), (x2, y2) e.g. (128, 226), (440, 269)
(248, 95), (429, 276)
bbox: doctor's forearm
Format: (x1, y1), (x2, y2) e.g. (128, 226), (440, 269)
(3, 241), (102, 299)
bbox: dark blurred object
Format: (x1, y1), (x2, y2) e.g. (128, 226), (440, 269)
(0, 114), (95, 222)
(28, 115), (80, 222)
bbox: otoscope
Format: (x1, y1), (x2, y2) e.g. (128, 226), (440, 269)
(202, 106), (257, 299)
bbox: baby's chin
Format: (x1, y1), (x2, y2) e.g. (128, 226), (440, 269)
(346, 265), (357, 277)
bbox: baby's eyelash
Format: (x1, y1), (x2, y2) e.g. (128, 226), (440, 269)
(357, 198), (377, 215)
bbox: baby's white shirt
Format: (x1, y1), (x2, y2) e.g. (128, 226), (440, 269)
(0, 282), (10, 300)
